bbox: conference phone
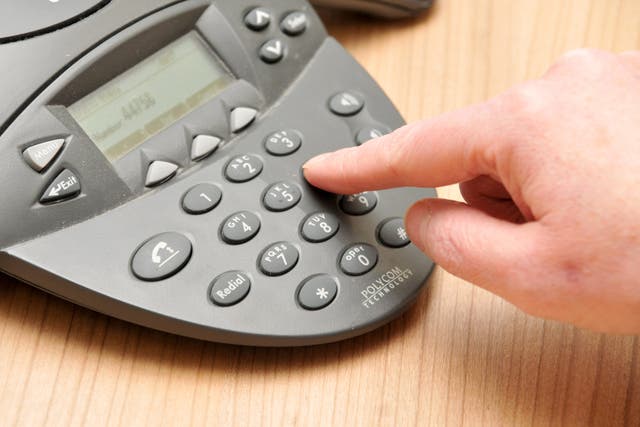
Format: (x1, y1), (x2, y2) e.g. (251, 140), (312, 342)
(0, 0), (436, 346)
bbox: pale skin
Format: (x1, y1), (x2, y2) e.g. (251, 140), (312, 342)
(303, 49), (640, 334)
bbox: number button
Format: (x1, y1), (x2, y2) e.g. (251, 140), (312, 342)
(224, 154), (263, 182)
(339, 243), (378, 276)
(263, 181), (301, 211)
(259, 242), (299, 276)
(378, 217), (411, 248)
(301, 212), (339, 243)
(339, 192), (378, 215)
(182, 183), (222, 215)
(220, 211), (261, 244)
(264, 130), (302, 156)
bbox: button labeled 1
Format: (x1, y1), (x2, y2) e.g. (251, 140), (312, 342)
(182, 183), (222, 215)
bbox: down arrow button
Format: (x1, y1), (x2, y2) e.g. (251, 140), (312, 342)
(40, 169), (81, 204)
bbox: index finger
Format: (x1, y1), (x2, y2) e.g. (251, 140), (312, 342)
(303, 99), (515, 195)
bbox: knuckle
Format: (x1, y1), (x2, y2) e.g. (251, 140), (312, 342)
(551, 48), (613, 78)
(500, 83), (548, 119)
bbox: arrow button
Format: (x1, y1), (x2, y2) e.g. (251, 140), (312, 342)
(244, 7), (271, 31)
(329, 92), (365, 116)
(259, 39), (285, 64)
(40, 169), (81, 204)
(281, 11), (308, 36)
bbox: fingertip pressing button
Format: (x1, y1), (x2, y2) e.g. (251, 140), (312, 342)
(378, 217), (411, 248)
(355, 125), (391, 145)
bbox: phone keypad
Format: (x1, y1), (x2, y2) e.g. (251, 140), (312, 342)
(130, 86), (413, 315)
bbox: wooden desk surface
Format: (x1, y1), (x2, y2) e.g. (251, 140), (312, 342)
(1, 1), (639, 425)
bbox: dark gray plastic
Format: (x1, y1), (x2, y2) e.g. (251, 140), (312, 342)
(0, 0), (437, 346)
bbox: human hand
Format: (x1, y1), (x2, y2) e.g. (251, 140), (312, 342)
(303, 49), (640, 334)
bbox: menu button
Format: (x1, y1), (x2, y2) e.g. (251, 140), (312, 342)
(23, 138), (65, 172)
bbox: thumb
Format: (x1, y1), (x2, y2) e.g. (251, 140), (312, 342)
(405, 198), (543, 299)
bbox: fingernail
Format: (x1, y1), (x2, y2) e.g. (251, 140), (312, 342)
(302, 153), (332, 170)
(405, 201), (432, 252)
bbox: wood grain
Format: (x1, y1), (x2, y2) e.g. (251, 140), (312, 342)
(1, 1), (639, 425)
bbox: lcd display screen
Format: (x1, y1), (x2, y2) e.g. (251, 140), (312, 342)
(68, 32), (234, 162)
